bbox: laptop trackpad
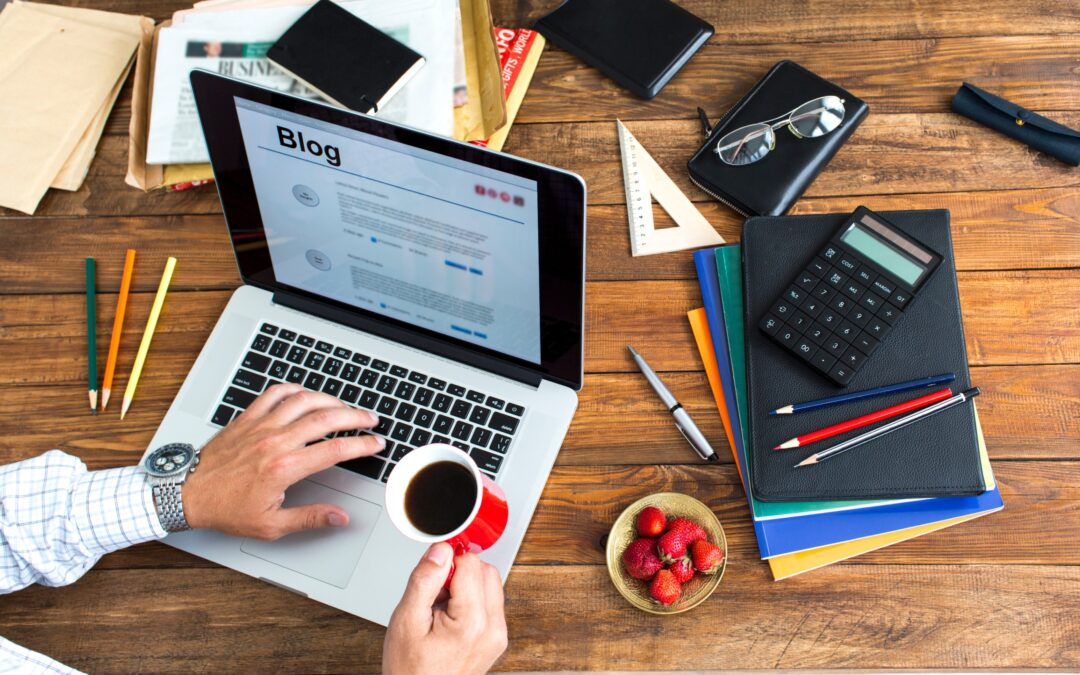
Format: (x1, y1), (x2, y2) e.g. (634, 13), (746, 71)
(240, 480), (381, 589)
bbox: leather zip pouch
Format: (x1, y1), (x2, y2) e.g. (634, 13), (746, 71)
(687, 61), (868, 217)
(952, 82), (1080, 166)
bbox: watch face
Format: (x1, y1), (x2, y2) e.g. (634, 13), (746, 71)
(144, 443), (195, 477)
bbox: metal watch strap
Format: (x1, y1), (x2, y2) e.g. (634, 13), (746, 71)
(152, 482), (191, 533)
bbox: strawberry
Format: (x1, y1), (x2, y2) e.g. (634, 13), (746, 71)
(669, 556), (695, 583)
(622, 537), (663, 580)
(691, 540), (724, 574)
(649, 569), (682, 606)
(667, 517), (707, 546)
(656, 529), (688, 564)
(635, 506), (667, 537)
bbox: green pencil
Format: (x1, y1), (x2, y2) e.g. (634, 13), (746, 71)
(86, 257), (98, 413)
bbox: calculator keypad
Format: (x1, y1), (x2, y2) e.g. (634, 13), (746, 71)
(758, 243), (909, 386)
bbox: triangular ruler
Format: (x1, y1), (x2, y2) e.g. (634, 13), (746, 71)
(617, 119), (725, 256)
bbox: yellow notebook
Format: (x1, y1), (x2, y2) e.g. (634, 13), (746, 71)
(688, 307), (997, 580)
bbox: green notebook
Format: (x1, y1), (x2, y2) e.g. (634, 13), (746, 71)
(713, 246), (915, 520)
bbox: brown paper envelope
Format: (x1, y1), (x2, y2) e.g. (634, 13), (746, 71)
(453, 0), (505, 141)
(12, 2), (146, 190)
(52, 56), (134, 190)
(0, 4), (140, 213)
(125, 18), (164, 191)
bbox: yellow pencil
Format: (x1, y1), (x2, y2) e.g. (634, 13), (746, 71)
(120, 257), (176, 420)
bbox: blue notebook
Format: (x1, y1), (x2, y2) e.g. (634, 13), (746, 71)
(693, 249), (748, 489)
(695, 245), (1004, 559)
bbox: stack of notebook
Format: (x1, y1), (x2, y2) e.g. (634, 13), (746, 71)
(689, 209), (1003, 579)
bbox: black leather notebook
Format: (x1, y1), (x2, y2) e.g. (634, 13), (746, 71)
(743, 210), (986, 501)
(268, 0), (425, 114)
(687, 61), (868, 217)
(533, 0), (713, 100)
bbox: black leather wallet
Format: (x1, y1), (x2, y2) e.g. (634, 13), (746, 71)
(743, 210), (985, 502)
(687, 61), (868, 217)
(533, 0), (713, 100)
(952, 82), (1080, 166)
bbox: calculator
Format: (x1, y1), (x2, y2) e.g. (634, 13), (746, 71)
(758, 207), (943, 386)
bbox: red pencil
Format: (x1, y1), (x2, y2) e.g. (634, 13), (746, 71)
(773, 387), (955, 450)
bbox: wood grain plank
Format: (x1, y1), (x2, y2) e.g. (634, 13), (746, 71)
(8, 112), (1080, 218)
(518, 36), (1080, 124)
(0, 364), (1075, 471)
(517, 462), (1080, 566)
(3, 185), (1077, 293)
(97, 35), (1080, 134)
(489, 0), (1080, 42)
(585, 274), (1080, 371)
(36, 0), (1080, 41)
(83, 460), (1080, 570)
(0, 271), (1074, 390)
(0, 270), (1072, 386)
(585, 187), (1080, 279)
(503, 114), (1080, 207)
(0, 563), (1076, 671)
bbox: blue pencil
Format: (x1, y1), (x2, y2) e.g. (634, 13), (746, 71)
(769, 372), (956, 415)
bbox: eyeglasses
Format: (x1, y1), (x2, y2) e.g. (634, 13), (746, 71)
(713, 95), (846, 166)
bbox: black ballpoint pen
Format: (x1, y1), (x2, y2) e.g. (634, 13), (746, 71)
(628, 345), (719, 462)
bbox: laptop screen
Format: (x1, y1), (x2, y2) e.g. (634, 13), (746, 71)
(190, 71), (585, 390)
(234, 99), (543, 364)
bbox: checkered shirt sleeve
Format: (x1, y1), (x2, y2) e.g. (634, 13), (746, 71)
(1, 450), (167, 674)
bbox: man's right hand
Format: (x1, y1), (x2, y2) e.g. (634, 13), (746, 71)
(181, 383), (385, 540)
(384, 544), (508, 675)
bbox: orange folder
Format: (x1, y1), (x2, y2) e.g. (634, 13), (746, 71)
(687, 307), (996, 580)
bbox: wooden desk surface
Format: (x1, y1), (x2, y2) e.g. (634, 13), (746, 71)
(1, 0), (1078, 671)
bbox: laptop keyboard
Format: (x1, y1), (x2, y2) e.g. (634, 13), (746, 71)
(210, 323), (526, 485)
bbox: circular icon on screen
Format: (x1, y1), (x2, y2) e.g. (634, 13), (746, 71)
(306, 249), (331, 271)
(292, 184), (320, 207)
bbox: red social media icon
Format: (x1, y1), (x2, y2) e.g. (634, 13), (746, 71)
(486, 188), (497, 198)
(513, 196), (524, 206)
(475, 184), (485, 195)
(500, 192), (510, 202)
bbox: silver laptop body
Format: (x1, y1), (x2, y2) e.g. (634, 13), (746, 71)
(146, 72), (586, 626)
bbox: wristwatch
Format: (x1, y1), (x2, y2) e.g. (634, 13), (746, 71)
(139, 443), (201, 533)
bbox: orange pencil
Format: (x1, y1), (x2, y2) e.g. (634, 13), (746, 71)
(101, 249), (135, 411)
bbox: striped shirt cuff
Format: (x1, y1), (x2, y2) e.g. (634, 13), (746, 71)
(0, 636), (85, 674)
(71, 466), (166, 556)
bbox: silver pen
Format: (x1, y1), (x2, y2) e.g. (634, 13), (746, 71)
(627, 345), (719, 463)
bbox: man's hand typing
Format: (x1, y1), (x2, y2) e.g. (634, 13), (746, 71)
(182, 383), (384, 540)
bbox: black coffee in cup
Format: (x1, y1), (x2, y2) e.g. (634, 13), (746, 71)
(404, 460), (478, 535)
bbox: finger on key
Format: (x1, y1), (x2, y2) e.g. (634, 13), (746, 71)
(286, 406), (380, 445)
(267, 389), (349, 426)
(292, 434), (386, 479)
(242, 382), (305, 419)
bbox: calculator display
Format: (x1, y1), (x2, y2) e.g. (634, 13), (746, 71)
(839, 217), (929, 288)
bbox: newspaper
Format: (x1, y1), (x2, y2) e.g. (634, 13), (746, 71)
(145, 0), (456, 165)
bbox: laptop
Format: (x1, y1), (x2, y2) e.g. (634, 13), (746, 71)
(146, 71), (586, 626)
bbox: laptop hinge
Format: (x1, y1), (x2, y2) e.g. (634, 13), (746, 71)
(272, 290), (544, 389)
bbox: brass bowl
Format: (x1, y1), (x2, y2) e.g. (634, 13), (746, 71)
(605, 492), (727, 615)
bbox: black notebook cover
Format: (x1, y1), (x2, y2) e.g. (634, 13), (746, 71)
(268, 0), (425, 114)
(687, 61), (868, 217)
(534, 0), (713, 100)
(743, 210), (986, 501)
